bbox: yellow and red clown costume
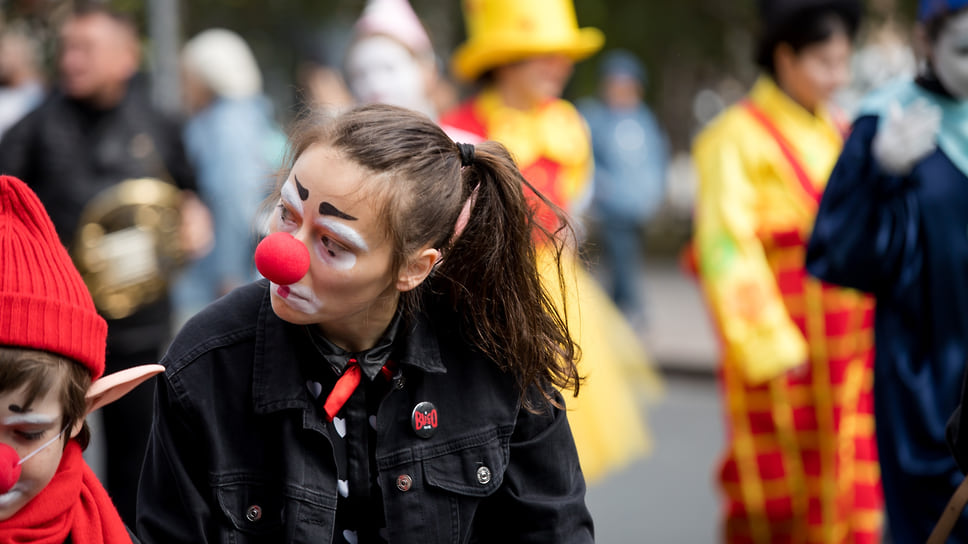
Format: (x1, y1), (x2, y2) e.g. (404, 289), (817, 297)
(691, 77), (882, 543)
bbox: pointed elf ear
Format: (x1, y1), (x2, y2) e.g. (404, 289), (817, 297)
(85, 364), (165, 415)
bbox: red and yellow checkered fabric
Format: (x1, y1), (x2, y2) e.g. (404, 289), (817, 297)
(691, 78), (883, 543)
(718, 239), (881, 544)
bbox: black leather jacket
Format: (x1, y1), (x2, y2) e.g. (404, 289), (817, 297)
(136, 281), (594, 543)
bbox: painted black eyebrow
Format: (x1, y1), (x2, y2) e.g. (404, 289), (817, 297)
(319, 201), (357, 221)
(295, 175), (309, 201)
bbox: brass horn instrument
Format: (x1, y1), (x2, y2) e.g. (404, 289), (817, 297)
(71, 178), (185, 320)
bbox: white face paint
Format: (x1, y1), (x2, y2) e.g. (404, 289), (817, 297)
(280, 179), (302, 212)
(277, 179), (365, 271)
(268, 145), (401, 350)
(314, 217), (365, 271)
(1, 414), (55, 426)
(344, 35), (434, 117)
(934, 11), (968, 99)
(271, 281), (324, 314)
(0, 387), (69, 521)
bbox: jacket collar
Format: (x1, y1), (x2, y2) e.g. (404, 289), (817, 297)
(251, 281), (447, 415)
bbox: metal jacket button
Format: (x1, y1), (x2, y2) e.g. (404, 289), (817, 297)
(476, 466), (492, 485)
(396, 474), (413, 492)
(245, 505), (262, 522)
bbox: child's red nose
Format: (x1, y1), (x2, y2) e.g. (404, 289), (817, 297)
(255, 232), (311, 286)
(0, 444), (21, 494)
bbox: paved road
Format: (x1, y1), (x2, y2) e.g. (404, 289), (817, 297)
(585, 373), (724, 543)
(583, 256), (726, 542)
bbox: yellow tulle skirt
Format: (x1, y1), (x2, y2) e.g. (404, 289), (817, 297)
(539, 248), (663, 483)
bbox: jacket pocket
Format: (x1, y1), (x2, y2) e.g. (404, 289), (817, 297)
(422, 439), (507, 497)
(212, 474), (285, 542)
(381, 429), (510, 544)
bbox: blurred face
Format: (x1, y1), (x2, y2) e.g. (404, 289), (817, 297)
(58, 13), (139, 104)
(0, 35), (35, 86)
(775, 31), (852, 112)
(602, 74), (642, 110)
(933, 11), (968, 99)
(269, 144), (401, 343)
(0, 384), (68, 521)
(495, 54), (574, 108)
(180, 64), (213, 114)
(345, 35), (431, 113)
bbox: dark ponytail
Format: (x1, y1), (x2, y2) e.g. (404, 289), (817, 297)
(438, 142), (581, 408)
(274, 104), (580, 409)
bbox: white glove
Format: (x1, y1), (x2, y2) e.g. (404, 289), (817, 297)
(872, 99), (942, 176)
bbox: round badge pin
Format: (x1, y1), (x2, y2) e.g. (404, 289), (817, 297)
(411, 401), (438, 438)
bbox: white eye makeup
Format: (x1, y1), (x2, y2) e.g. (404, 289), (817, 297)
(279, 177), (369, 271)
(315, 218), (367, 271)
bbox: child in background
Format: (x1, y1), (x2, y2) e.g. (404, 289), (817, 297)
(0, 174), (162, 543)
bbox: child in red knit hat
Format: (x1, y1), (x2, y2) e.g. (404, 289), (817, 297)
(0, 174), (163, 543)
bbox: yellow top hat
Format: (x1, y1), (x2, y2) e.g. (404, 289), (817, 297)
(451, 0), (605, 82)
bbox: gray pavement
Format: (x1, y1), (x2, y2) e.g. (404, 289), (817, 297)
(585, 374), (724, 543)
(584, 256), (725, 542)
(641, 257), (719, 374)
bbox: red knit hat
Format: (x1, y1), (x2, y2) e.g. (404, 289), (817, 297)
(0, 175), (107, 379)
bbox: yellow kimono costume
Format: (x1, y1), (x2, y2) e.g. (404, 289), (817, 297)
(442, 88), (660, 483)
(691, 77), (882, 543)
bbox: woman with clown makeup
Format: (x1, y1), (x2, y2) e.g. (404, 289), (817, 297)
(0, 175), (163, 543)
(135, 105), (593, 543)
(807, 0), (968, 540)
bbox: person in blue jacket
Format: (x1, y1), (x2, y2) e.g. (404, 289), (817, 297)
(806, 0), (968, 540)
(172, 28), (287, 327)
(578, 50), (669, 328)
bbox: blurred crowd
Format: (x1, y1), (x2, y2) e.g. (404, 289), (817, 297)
(4, 0), (968, 541)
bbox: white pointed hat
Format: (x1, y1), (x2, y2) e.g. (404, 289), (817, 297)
(353, 0), (433, 57)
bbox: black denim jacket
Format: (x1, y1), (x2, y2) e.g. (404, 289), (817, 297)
(136, 280), (594, 543)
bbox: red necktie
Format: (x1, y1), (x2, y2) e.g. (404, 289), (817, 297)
(322, 358), (394, 421)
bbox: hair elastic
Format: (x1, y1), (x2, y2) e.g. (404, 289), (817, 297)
(457, 142), (476, 167)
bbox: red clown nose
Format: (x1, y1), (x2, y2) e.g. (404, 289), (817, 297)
(255, 232), (311, 286)
(0, 444), (21, 494)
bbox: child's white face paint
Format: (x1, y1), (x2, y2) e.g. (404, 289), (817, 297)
(934, 11), (968, 99)
(1, 414), (55, 426)
(0, 386), (69, 521)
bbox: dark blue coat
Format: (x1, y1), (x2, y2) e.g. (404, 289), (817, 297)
(806, 105), (968, 542)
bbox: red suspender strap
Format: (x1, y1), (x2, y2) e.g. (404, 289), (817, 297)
(740, 99), (821, 207)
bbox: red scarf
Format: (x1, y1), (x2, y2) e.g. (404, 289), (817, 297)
(0, 440), (131, 544)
